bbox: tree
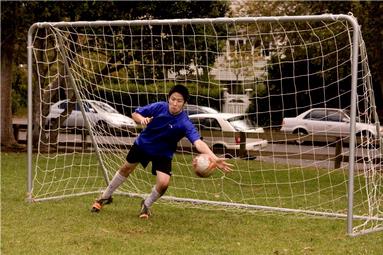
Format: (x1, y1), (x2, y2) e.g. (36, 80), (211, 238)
(0, 1), (230, 148)
(1, 2), (19, 148)
(309, 1), (383, 121)
(231, 0), (383, 122)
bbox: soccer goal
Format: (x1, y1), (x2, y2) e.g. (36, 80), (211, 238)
(27, 15), (382, 236)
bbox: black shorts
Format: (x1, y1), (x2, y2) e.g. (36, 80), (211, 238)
(126, 143), (172, 176)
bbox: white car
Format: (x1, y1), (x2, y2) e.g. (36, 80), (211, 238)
(280, 108), (383, 143)
(179, 113), (268, 159)
(46, 99), (137, 134)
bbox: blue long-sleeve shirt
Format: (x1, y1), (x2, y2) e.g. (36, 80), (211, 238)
(134, 102), (200, 159)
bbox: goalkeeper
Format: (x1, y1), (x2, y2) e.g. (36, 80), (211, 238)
(91, 84), (232, 218)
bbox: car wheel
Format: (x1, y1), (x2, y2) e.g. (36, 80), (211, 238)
(356, 130), (372, 138)
(293, 129), (308, 145)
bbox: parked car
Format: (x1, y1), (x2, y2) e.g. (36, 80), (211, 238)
(184, 104), (219, 115)
(280, 108), (383, 144)
(179, 113), (268, 159)
(46, 99), (137, 134)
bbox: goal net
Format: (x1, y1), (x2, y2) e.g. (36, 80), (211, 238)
(27, 15), (382, 236)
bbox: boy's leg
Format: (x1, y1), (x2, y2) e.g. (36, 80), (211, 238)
(140, 171), (170, 218)
(101, 161), (137, 198)
(145, 171), (170, 207)
(91, 161), (137, 212)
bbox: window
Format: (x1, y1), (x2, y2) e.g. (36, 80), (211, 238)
(58, 100), (91, 112)
(184, 105), (218, 115)
(185, 105), (199, 115)
(191, 118), (221, 131)
(91, 101), (118, 113)
(58, 101), (68, 109)
(305, 110), (326, 120)
(75, 102), (91, 112)
(327, 110), (344, 122)
(228, 116), (255, 131)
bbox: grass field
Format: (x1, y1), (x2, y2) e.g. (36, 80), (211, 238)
(1, 152), (383, 254)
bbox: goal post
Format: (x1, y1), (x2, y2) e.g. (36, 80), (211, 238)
(27, 15), (382, 236)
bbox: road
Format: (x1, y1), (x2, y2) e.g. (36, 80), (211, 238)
(17, 129), (381, 171)
(259, 143), (380, 170)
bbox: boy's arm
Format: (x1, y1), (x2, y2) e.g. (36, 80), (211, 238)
(132, 112), (153, 125)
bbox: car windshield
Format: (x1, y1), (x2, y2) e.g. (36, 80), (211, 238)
(227, 116), (255, 131)
(185, 105), (218, 115)
(200, 106), (218, 113)
(91, 101), (119, 114)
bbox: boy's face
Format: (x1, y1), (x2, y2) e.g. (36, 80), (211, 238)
(168, 92), (185, 115)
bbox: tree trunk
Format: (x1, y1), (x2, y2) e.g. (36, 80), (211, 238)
(1, 34), (18, 148)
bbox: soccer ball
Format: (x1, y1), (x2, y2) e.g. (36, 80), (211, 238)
(192, 154), (217, 178)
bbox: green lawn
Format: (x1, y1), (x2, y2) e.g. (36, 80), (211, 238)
(1, 152), (382, 254)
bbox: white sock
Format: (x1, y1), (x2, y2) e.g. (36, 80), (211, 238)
(144, 186), (161, 208)
(101, 172), (126, 199)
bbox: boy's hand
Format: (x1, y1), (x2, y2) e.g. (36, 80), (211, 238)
(140, 117), (153, 126)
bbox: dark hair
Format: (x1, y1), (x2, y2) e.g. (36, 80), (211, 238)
(168, 84), (189, 102)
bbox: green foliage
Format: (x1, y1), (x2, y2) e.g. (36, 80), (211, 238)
(2, 152), (383, 254)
